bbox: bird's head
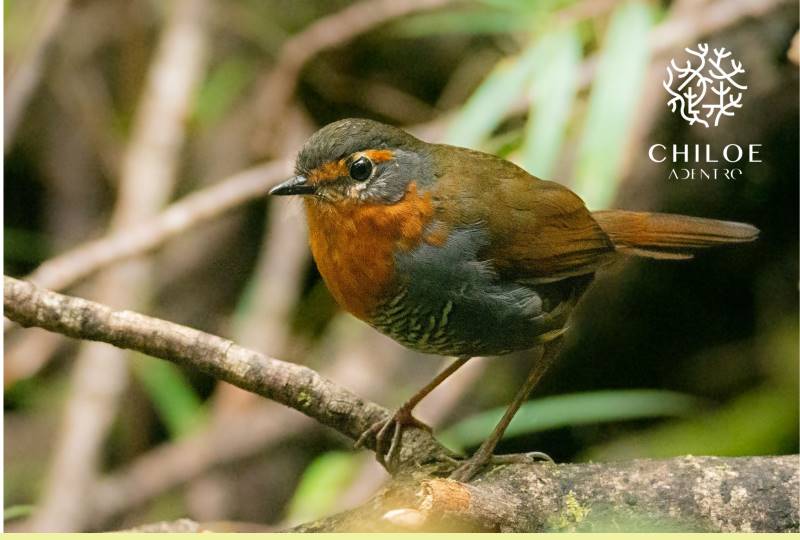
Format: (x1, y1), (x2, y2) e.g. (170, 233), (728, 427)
(270, 118), (432, 204)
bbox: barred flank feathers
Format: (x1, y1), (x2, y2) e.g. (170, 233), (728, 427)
(592, 210), (759, 260)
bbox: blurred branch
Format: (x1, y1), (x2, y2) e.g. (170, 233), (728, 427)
(7, 162), (286, 300)
(3, 163), (289, 376)
(211, 197), (310, 413)
(306, 61), (439, 123)
(24, 0), (211, 532)
(253, 0), (459, 152)
(50, 57), (123, 180)
(4, 328), (65, 385)
(648, 0), (790, 53)
(4, 276), (453, 467)
(178, 194), (313, 518)
(90, 323), (402, 526)
(292, 455), (799, 532)
(4, 0), (71, 150)
(91, 400), (314, 525)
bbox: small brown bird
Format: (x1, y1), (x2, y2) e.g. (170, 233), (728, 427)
(270, 118), (758, 481)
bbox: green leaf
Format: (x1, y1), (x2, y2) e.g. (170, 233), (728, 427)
(521, 26), (582, 178)
(573, 1), (653, 208)
(440, 389), (703, 450)
(583, 321), (799, 460)
(286, 451), (361, 524)
(132, 354), (207, 439)
(582, 385), (798, 460)
(4, 505), (35, 521)
(445, 43), (544, 148)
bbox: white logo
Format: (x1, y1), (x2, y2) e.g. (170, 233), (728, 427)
(663, 43), (747, 128)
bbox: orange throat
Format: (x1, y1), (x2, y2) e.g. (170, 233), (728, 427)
(304, 182), (434, 320)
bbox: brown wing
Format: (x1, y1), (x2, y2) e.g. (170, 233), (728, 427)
(429, 146), (616, 282)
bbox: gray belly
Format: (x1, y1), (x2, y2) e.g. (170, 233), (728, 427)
(367, 227), (581, 357)
(369, 291), (522, 356)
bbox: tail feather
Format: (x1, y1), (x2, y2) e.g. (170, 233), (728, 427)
(592, 210), (759, 259)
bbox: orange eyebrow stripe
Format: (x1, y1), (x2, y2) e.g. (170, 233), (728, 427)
(308, 160), (348, 185)
(307, 149), (395, 184)
(363, 149), (394, 163)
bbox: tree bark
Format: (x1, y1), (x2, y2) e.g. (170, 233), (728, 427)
(292, 455), (799, 532)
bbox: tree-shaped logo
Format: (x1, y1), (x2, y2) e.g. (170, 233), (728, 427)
(663, 43), (747, 128)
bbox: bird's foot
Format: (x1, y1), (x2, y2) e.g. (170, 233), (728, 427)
(354, 407), (432, 471)
(449, 450), (554, 483)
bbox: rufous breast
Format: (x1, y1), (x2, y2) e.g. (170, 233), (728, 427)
(304, 182), (435, 320)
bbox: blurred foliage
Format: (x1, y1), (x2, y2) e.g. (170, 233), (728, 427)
(4, 0), (798, 531)
(192, 57), (255, 126)
(397, 0), (582, 37)
(4, 505), (35, 522)
(573, 1), (652, 208)
(444, 0), (656, 205)
(520, 27), (581, 178)
(582, 318), (799, 460)
(445, 44), (544, 147)
(285, 451), (362, 525)
(441, 389), (704, 451)
(131, 354), (208, 439)
(4, 228), (50, 264)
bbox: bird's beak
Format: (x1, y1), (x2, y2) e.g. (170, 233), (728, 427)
(269, 175), (316, 196)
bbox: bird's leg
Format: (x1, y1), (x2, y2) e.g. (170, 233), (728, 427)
(355, 356), (471, 471)
(449, 337), (563, 482)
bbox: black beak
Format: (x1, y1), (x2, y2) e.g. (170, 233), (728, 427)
(269, 175), (316, 196)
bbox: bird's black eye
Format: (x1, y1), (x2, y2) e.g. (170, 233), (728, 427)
(349, 156), (373, 181)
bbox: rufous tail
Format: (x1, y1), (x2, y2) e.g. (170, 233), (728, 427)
(592, 210), (759, 260)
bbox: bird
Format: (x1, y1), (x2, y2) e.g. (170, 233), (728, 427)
(269, 118), (759, 481)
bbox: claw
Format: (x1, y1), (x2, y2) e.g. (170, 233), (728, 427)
(449, 456), (486, 483)
(490, 450), (555, 464)
(353, 420), (382, 450)
(354, 409), (432, 472)
(449, 450), (555, 482)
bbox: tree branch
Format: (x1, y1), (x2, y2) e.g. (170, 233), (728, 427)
(3, 276), (452, 469)
(118, 456), (799, 532)
(24, 0), (213, 532)
(292, 456), (799, 532)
